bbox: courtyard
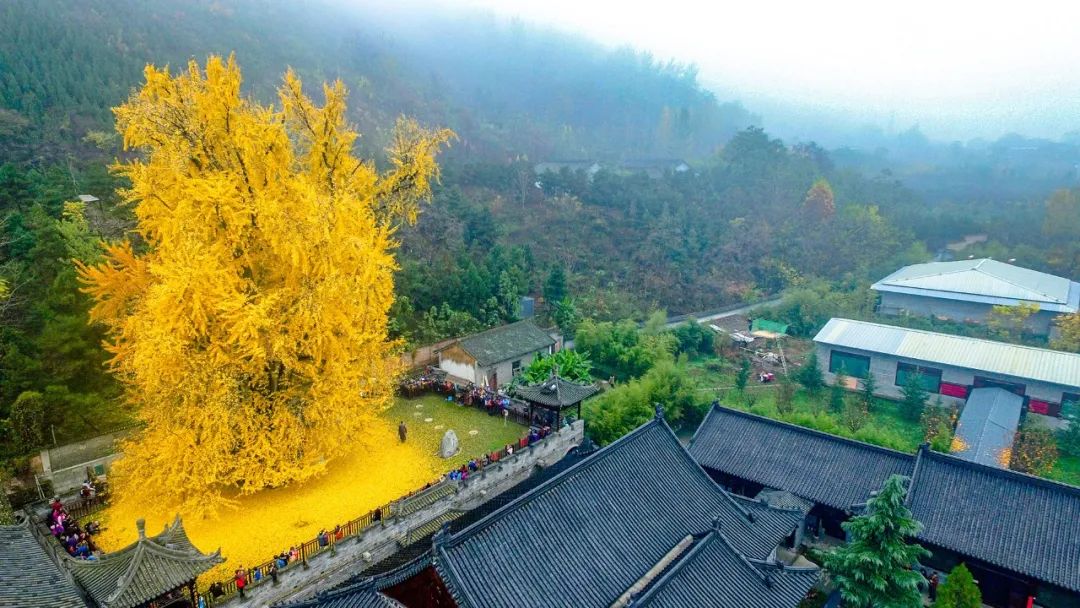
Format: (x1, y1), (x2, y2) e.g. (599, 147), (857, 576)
(94, 394), (525, 583)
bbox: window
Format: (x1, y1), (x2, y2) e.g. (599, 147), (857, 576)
(973, 376), (1025, 396)
(1063, 392), (1080, 416)
(895, 362), (942, 393)
(511, 360), (522, 377)
(829, 350), (870, 379)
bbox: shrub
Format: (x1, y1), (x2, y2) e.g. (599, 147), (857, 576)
(10, 391), (45, 451)
(735, 358), (751, 392)
(922, 398), (955, 452)
(1011, 423), (1059, 476)
(900, 375), (928, 422)
(776, 379), (796, 416)
(841, 400), (869, 433)
(934, 563), (982, 608)
(829, 370), (848, 413)
(797, 351), (824, 394)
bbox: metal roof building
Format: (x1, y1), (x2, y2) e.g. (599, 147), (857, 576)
(872, 259), (1080, 313)
(814, 318), (1080, 390)
(950, 388), (1023, 468)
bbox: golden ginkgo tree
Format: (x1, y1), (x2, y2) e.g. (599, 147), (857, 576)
(77, 56), (452, 510)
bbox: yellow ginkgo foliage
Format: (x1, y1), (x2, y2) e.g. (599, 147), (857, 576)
(77, 56), (452, 512)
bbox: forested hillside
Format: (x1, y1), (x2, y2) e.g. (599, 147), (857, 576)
(0, 0), (754, 164)
(1, 0), (1079, 459)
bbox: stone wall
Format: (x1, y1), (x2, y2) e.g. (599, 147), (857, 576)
(38, 428), (134, 495)
(215, 420), (585, 607)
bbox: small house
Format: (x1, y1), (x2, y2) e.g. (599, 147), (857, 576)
(437, 320), (557, 388)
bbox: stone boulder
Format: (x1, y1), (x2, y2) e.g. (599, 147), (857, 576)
(440, 429), (460, 458)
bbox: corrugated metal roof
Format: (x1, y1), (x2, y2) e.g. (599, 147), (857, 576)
(951, 388), (1022, 468)
(814, 318), (1080, 389)
(871, 259), (1080, 312)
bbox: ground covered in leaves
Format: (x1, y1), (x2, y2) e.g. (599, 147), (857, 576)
(95, 395), (525, 582)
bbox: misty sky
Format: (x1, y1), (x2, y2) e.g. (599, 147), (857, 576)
(447, 0), (1080, 141)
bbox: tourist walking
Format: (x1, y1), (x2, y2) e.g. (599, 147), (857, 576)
(235, 566), (248, 599)
(398, 421), (408, 442)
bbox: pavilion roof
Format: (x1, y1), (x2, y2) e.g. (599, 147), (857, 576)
(511, 375), (599, 408)
(65, 516), (222, 608)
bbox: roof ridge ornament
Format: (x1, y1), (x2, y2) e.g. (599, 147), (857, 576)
(654, 403), (664, 420)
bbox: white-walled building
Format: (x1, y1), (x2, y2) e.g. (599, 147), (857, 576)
(813, 318), (1080, 417)
(871, 259), (1079, 336)
(437, 320), (557, 388)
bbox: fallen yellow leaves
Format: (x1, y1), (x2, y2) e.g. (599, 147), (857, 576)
(95, 396), (524, 584)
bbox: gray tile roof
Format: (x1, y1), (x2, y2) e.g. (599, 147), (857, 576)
(814, 318), (1080, 389)
(282, 585), (404, 608)
(431, 415), (803, 608)
(512, 376), (599, 408)
(65, 517), (222, 608)
(630, 529), (819, 608)
(689, 405), (1080, 592)
(951, 388), (1022, 468)
(455, 320), (555, 367)
(871, 258), (1080, 312)
(0, 521), (86, 608)
(907, 448), (1080, 592)
(689, 405), (916, 510)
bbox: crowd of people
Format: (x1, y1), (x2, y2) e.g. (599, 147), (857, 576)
(443, 425), (552, 482)
(46, 491), (102, 560)
(399, 368), (515, 418)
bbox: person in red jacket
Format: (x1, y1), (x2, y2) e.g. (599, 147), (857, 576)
(235, 567), (248, 598)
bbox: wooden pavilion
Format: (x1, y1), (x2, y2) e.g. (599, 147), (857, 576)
(512, 374), (599, 428)
(64, 516), (222, 608)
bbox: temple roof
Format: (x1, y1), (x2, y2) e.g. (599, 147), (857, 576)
(907, 448), (1080, 592)
(690, 403), (1080, 592)
(65, 516), (222, 608)
(512, 375), (599, 408)
(431, 414), (803, 608)
(689, 405), (914, 510)
(0, 520), (85, 608)
(628, 528), (819, 608)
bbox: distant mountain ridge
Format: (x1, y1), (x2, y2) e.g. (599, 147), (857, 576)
(0, 0), (758, 165)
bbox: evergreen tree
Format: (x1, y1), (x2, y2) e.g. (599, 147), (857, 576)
(824, 475), (929, 608)
(934, 563), (981, 608)
(830, 369), (848, 412)
(735, 357), (751, 393)
(900, 374), (929, 422)
(776, 377), (796, 416)
(861, 372), (878, 411)
(797, 351), (824, 394)
(543, 264), (567, 306)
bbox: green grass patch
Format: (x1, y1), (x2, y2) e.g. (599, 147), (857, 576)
(385, 395), (526, 466)
(1047, 455), (1080, 487)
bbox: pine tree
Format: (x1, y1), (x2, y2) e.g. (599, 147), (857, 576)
(735, 357), (751, 393)
(860, 372), (878, 411)
(76, 56), (452, 511)
(797, 351), (824, 394)
(900, 374), (929, 422)
(934, 563), (981, 608)
(830, 369), (848, 412)
(824, 475), (929, 608)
